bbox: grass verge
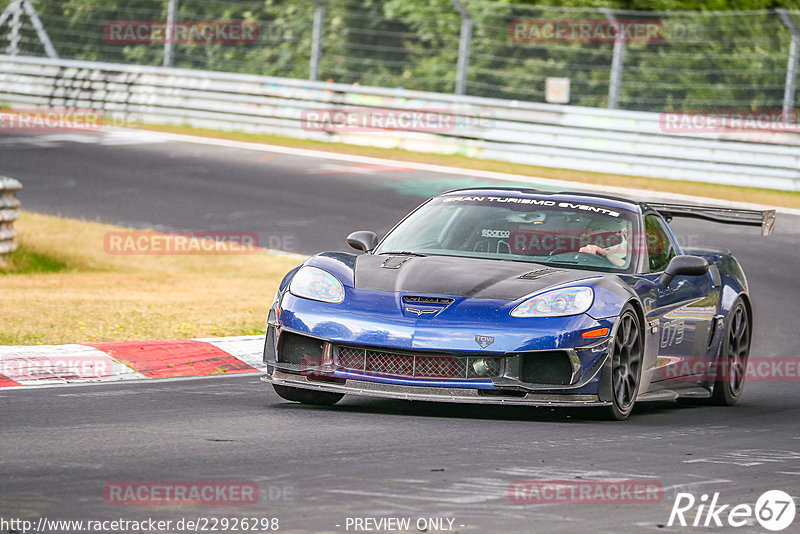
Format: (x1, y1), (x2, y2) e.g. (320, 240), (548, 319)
(0, 211), (302, 345)
(136, 123), (800, 210)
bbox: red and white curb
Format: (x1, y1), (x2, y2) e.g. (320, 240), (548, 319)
(0, 336), (266, 388)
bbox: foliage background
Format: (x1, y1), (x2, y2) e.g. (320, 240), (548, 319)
(1, 0), (799, 111)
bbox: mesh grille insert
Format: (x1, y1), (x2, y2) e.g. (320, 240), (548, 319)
(336, 346), (365, 370)
(335, 346), (503, 380)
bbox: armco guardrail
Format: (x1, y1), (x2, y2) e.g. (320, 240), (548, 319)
(0, 176), (22, 265)
(1, 55), (798, 191)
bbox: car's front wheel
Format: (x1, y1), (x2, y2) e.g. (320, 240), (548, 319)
(709, 299), (750, 405)
(606, 305), (643, 421)
(273, 384), (344, 406)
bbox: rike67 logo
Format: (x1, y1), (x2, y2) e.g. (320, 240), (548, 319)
(668, 490), (796, 531)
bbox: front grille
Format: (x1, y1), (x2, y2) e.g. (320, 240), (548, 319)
(337, 346), (368, 370)
(367, 350), (419, 375)
(336, 346), (503, 380)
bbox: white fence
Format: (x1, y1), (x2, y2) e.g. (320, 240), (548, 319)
(1, 55), (798, 191)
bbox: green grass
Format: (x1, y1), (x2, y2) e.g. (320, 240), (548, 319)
(0, 244), (69, 274)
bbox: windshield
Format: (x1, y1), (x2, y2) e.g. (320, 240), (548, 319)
(375, 195), (639, 272)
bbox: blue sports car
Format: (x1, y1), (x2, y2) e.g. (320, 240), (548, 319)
(261, 188), (775, 420)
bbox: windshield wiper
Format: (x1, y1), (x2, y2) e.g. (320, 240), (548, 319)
(378, 251), (427, 257)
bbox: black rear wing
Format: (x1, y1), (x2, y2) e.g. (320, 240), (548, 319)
(647, 202), (776, 236)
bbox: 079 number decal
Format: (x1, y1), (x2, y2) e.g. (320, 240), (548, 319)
(660, 318), (685, 348)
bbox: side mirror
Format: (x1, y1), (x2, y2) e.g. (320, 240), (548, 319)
(346, 231), (378, 253)
(659, 255), (709, 287)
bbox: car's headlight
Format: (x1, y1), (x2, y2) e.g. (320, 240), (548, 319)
(289, 266), (345, 303)
(511, 287), (594, 318)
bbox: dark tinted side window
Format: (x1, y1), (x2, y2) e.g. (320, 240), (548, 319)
(645, 214), (676, 272)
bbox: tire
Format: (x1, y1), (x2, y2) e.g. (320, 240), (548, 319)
(709, 299), (750, 406)
(272, 384), (344, 406)
(605, 305), (644, 421)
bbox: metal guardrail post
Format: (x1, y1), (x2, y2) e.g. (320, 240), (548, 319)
(777, 9), (799, 121)
(5, 0), (21, 56)
(450, 0), (472, 96)
(163, 0), (178, 67)
(310, 0), (324, 82)
(601, 8), (625, 110)
(0, 176), (22, 266)
(21, 0), (57, 58)
(0, 0), (58, 58)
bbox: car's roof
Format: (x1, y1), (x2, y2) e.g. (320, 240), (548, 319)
(438, 187), (643, 213)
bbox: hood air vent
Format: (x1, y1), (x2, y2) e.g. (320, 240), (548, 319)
(381, 256), (413, 269)
(402, 296), (455, 306)
(518, 268), (563, 280)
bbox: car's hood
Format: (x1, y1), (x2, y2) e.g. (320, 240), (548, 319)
(354, 254), (598, 301)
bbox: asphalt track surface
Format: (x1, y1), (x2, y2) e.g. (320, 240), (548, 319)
(1, 130), (799, 533)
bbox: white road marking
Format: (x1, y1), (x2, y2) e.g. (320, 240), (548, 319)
(683, 449), (800, 467)
(0, 130), (166, 147)
(311, 162), (411, 175)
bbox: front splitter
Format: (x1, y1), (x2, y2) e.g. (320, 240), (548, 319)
(263, 370), (608, 407)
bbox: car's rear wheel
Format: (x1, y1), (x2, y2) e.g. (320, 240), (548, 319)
(709, 300), (750, 405)
(273, 384), (344, 406)
(606, 306), (643, 421)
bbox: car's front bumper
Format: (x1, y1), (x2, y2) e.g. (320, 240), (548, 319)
(263, 369), (609, 407)
(264, 326), (612, 400)
(263, 289), (618, 406)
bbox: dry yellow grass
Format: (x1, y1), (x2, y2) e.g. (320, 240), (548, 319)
(0, 212), (303, 345)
